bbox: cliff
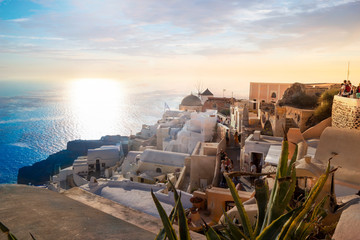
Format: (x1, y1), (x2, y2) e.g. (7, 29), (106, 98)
(17, 135), (128, 185)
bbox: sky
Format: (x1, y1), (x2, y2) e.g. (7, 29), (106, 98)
(0, 0), (360, 96)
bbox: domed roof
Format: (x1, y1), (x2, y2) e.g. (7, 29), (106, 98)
(180, 94), (202, 106)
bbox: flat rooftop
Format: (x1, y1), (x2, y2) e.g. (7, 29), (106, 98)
(0, 184), (155, 240)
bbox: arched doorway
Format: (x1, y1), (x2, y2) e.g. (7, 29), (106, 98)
(96, 159), (100, 172)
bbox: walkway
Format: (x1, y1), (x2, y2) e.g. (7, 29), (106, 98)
(0, 184), (155, 240)
(225, 131), (241, 171)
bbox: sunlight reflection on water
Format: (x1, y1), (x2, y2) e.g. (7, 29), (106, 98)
(67, 78), (128, 139)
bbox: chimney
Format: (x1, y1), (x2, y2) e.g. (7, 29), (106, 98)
(253, 131), (261, 141)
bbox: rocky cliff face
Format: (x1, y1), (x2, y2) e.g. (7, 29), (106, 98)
(278, 83), (318, 109)
(17, 135), (127, 185)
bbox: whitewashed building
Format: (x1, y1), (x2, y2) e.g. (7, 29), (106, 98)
(164, 110), (217, 154)
(122, 149), (189, 183)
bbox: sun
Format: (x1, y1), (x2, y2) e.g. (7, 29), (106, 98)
(67, 78), (125, 139)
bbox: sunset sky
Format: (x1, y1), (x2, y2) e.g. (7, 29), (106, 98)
(0, 0), (360, 96)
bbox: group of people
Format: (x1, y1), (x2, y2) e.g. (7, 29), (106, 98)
(218, 149), (233, 187)
(217, 116), (230, 126)
(339, 80), (360, 98)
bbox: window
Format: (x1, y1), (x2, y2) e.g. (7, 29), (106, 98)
(88, 164), (94, 169)
(271, 92), (277, 98)
(213, 103), (217, 108)
(156, 168), (162, 173)
(225, 201), (235, 211)
(102, 163), (106, 167)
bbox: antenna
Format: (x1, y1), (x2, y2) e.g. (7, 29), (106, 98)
(195, 80), (203, 96)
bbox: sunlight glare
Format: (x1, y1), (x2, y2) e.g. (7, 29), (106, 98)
(68, 78), (125, 139)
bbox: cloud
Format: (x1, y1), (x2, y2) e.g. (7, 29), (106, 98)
(0, 34), (63, 40)
(7, 18), (30, 22)
(247, 1), (360, 51)
(0, 0), (360, 60)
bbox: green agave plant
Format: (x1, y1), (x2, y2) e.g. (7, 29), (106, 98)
(152, 138), (333, 240)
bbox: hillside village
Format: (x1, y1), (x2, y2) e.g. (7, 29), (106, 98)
(2, 81), (360, 239)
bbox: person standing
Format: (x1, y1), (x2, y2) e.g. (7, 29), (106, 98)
(220, 160), (226, 187)
(234, 130), (239, 147)
(225, 129), (230, 146)
(250, 162), (257, 186)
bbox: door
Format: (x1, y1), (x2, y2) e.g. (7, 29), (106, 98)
(96, 159), (100, 172)
(251, 152), (263, 173)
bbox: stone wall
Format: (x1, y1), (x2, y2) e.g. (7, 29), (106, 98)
(332, 96), (360, 130)
(285, 106), (314, 132)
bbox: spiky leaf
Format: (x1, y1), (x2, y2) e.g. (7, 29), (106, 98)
(151, 189), (178, 240)
(0, 222), (9, 233)
(254, 179), (269, 236)
(256, 207), (297, 240)
(203, 221), (222, 240)
(29, 233), (37, 240)
(168, 179), (190, 240)
(223, 210), (249, 240)
(155, 203), (178, 240)
(282, 160), (331, 239)
(225, 176), (254, 239)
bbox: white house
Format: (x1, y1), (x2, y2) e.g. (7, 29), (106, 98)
(123, 149), (189, 183)
(87, 145), (122, 173)
(164, 110), (217, 154)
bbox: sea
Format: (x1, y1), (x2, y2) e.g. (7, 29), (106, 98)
(0, 80), (184, 184)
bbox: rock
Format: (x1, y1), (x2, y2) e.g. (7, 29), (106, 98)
(17, 150), (78, 185)
(17, 135), (129, 185)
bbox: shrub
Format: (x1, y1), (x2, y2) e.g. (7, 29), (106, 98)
(288, 92), (318, 109)
(313, 88), (339, 123)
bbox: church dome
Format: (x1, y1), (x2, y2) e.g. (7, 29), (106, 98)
(180, 94), (202, 106)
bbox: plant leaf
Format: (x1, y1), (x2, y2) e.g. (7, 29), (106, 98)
(262, 140), (289, 230)
(177, 194), (190, 240)
(223, 210), (249, 240)
(167, 180), (190, 240)
(279, 140), (289, 178)
(155, 202), (178, 240)
(282, 160), (331, 239)
(8, 233), (18, 240)
(256, 207), (297, 240)
(225, 176), (254, 240)
(286, 144), (298, 176)
(0, 222), (9, 233)
(29, 233), (37, 240)
(254, 179), (269, 236)
(151, 189), (178, 240)
(203, 223), (222, 240)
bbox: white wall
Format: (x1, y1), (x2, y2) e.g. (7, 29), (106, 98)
(87, 145), (121, 170)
